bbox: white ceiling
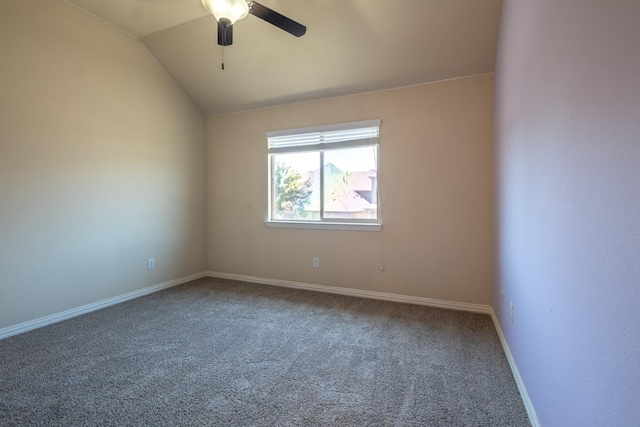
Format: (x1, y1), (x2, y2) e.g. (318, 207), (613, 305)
(65, 0), (503, 116)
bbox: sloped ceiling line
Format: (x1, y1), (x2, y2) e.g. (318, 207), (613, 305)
(65, 0), (503, 115)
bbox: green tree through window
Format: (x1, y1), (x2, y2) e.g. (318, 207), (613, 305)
(274, 161), (312, 219)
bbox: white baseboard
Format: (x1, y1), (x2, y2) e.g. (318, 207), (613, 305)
(489, 310), (540, 427)
(206, 271), (492, 314)
(0, 272), (206, 340)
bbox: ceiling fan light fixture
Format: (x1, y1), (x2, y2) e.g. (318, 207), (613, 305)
(202, 0), (249, 25)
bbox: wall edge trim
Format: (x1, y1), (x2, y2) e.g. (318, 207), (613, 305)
(489, 309), (541, 427)
(206, 271), (492, 313)
(0, 272), (206, 340)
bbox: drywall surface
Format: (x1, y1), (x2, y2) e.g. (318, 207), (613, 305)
(494, 0), (640, 425)
(0, 0), (206, 329)
(206, 75), (494, 305)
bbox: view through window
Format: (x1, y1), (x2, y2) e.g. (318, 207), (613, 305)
(268, 120), (380, 223)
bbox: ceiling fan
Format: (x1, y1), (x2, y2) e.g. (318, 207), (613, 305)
(201, 0), (307, 46)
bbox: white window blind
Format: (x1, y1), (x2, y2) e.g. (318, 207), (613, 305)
(267, 119), (380, 154)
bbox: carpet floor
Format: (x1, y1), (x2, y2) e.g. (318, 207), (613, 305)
(1, 277), (530, 426)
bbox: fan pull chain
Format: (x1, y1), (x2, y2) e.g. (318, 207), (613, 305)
(221, 46), (225, 71)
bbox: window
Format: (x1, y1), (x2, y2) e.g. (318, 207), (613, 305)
(266, 120), (381, 231)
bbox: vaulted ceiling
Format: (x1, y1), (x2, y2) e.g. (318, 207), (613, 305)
(65, 0), (503, 116)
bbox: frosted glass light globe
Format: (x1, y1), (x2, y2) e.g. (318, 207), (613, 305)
(202, 0), (249, 24)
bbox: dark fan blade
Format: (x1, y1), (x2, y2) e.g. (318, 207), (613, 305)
(218, 18), (233, 46)
(247, 1), (306, 37)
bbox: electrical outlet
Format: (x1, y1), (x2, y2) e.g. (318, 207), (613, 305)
(312, 257), (319, 268)
(510, 302), (514, 324)
(148, 258), (155, 270)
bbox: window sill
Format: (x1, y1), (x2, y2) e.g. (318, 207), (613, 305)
(265, 221), (382, 232)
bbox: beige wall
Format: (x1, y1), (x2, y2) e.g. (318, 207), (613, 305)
(0, 0), (206, 329)
(206, 75), (494, 304)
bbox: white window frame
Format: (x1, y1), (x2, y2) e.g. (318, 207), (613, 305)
(266, 120), (382, 231)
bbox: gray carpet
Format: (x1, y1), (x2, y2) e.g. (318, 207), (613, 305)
(1, 277), (530, 426)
